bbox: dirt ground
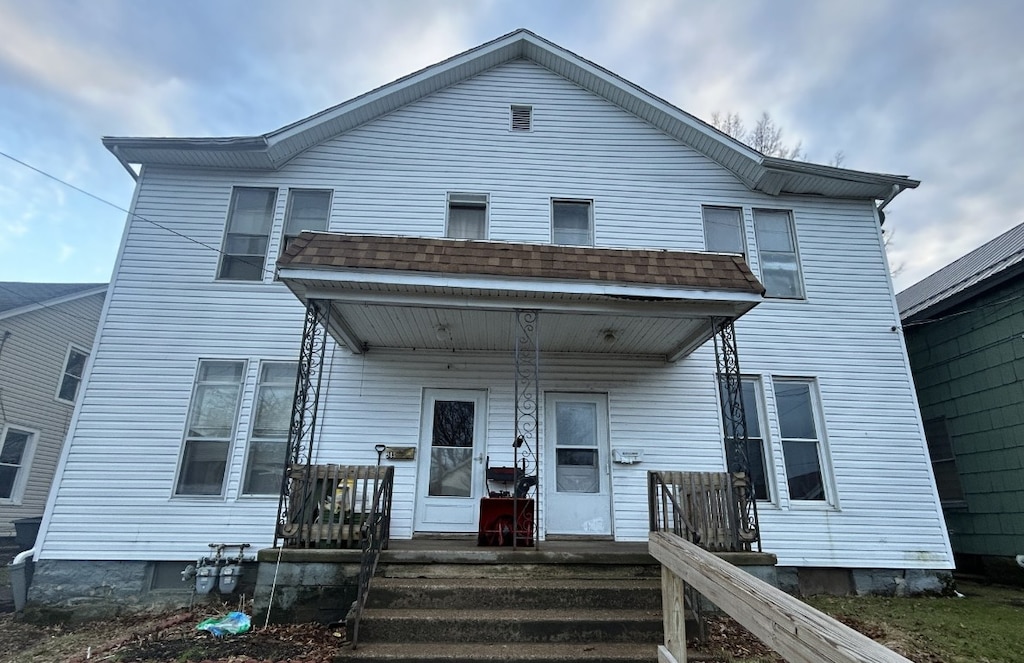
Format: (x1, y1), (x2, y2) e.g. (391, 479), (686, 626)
(0, 607), (346, 663)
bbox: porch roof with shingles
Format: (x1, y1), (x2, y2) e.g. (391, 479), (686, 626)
(278, 232), (765, 295)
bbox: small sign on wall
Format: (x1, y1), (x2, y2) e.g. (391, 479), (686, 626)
(386, 446), (416, 460)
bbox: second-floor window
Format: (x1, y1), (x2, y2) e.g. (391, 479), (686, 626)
(218, 188), (278, 281)
(552, 199), (593, 246)
(703, 206), (746, 256)
(175, 360), (246, 496)
(282, 189), (331, 254)
(923, 417), (966, 505)
(56, 345), (89, 404)
(446, 193), (488, 240)
(753, 209), (804, 298)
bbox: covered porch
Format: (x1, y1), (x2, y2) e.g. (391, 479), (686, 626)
(273, 232), (765, 550)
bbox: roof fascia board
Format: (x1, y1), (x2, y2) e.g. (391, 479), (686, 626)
(0, 285), (108, 323)
(297, 286), (752, 320)
(278, 266), (765, 303)
(760, 156), (920, 189)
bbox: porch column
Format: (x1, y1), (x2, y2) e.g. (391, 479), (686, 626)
(711, 317), (760, 551)
(513, 309), (540, 550)
(275, 299), (331, 546)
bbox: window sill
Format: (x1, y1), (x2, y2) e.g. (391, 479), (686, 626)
(787, 500), (837, 511)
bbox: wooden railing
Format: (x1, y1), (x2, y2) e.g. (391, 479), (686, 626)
(277, 464), (394, 549)
(648, 470), (759, 553)
(651, 531), (913, 663)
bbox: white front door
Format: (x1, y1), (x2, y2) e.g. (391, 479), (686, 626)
(544, 393), (612, 537)
(414, 389), (487, 533)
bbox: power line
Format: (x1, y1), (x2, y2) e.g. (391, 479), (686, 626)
(0, 150), (280, 324)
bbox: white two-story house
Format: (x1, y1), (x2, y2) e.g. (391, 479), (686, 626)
(31, 30), (953, 606)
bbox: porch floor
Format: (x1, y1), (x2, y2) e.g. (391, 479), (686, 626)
(257, 538), (775, 566)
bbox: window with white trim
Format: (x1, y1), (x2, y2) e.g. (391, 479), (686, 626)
(281, 189), (331, 255)
(753, 209), (804, 298)
(175, 360), (246, 496)
(703, 206), (746, 256)
(446, 193), (488, 240)
(774, 378), (830, 502)
(217, 187), (278, 280)
(56, 345), (89, 404)
(551, 200), (593, 246)
(0, 425), (36, 503)
(242, 361), (296, 495)
(719, 377), (771, 501)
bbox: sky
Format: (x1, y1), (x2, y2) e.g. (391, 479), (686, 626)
(0, 0), (1021, 293)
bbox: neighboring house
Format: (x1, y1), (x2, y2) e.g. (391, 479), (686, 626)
(0, 282), (106, 540)
(898, 221), (1024, 581)
(32, 30), (953, 604)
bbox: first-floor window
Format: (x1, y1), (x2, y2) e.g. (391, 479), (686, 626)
(774, 378), (829, 502)
(243, 361), (297, 495)
(922, 417), (966, 505)
(0, 426), (36, 503)
(719, 377), (771, 501)
(175, 360), (246, 496)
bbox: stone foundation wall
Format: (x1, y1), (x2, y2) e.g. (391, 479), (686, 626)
(252, 560), (360, 625)
(25, 559), (258, 622)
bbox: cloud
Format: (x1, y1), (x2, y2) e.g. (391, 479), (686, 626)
(0, 2), (190, 135)
(57, 243), (76, 263)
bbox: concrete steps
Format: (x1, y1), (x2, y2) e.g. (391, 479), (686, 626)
(339, 559), (677, 662)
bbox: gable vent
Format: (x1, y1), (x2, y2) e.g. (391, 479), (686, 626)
(510, 104), (533, 132)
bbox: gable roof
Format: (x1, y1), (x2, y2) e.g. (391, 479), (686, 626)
(0, 282), (107, 319)
(897, 221), (1024, 321)
(103, 29), (917, 202)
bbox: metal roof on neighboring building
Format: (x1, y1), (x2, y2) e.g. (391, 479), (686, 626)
(897, 221), (1024, 320)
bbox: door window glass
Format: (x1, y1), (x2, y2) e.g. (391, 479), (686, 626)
(554, 401), (599, 493)
(428, 400), (475, 497)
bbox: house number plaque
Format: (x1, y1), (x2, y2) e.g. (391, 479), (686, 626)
(385, 446), (416, 460)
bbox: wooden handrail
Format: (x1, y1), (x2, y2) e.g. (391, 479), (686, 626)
(650, 531), (913, 663)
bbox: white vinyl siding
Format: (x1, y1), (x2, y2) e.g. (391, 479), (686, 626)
(753, 209), (804, 298)
(55, 344), (89, 404)
(551, 199), (593, 246)
(281, 189), (331, 255)
(217, 188), (277, 280)
(0, 425), (37, 503)
(38, 59), (950, 570)
(242, 361), (296, 496)
(446, 193), (488, 240)
(175, 360), (246, 496)
(703, 206), (746, 256)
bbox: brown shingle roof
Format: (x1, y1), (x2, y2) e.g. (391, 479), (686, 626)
(279, 233), (764, 295)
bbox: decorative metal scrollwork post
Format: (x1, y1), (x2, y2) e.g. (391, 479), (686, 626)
(513, 309), (540, 550)
(275, 299), (331, 546)
(711, 316), (760, 551)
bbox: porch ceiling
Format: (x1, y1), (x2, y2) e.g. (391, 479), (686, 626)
(278, 233), (764, 362)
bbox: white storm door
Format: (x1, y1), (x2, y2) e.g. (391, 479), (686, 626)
(414, 389), (487, 533)
(544, 393), (612, 536)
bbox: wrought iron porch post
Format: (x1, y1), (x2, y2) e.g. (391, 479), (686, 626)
(513, 309), (540, 550)
(275, 299), (331, 547)
(711, 316), (760, 551)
